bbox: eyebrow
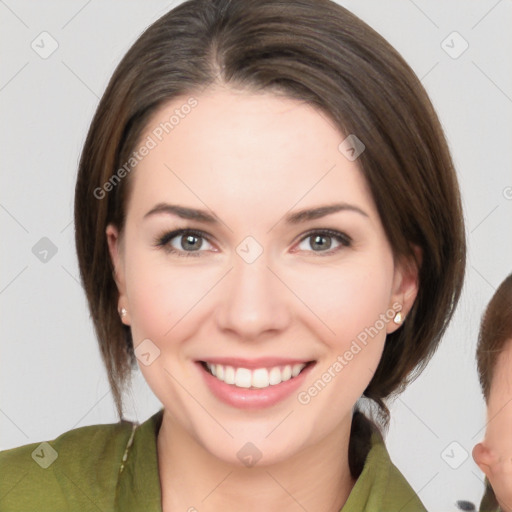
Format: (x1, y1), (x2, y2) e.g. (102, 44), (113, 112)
(143, 202), (369, 224)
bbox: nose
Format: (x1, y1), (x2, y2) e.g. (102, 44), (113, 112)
(215, 252), (291, 341)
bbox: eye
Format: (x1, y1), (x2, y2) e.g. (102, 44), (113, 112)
(154, 228), (352, 258)
(295, 229), (352, 255)
(154, 229), (215, 257)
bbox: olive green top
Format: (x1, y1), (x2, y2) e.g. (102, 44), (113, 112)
(479, 478), (501, 512)
(0, 408), (426, 511)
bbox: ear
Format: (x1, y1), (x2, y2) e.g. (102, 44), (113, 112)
(106, 223), (130, 325)
(473, 442), (493, 477)
(386, 245), (421, 334)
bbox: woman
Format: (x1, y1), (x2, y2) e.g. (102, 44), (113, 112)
(0, 0), (465, 510)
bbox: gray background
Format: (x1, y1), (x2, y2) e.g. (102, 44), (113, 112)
(1, 1), (511, 510)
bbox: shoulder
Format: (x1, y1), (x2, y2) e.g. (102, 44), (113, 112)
(343, 421), (427, 512)
(0, 418), (137, 512)
(365, 431), (427, 512)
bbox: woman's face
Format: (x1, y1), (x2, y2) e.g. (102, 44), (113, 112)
(473, 339), (512, 512)
(107, 87), (418, 466)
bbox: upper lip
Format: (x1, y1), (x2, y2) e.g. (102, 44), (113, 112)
(198, 357), (315, 369)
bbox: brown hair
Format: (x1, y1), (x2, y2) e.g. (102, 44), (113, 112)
(476, 273), (512, 401)
(74, 0), (466, 425)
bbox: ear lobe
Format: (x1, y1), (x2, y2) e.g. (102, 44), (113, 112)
(387, 245), (421, 333)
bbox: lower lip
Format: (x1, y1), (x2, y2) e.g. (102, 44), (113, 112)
(196, 362), (315, 409)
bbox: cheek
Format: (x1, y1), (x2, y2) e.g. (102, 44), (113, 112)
(125, 262), (170, 343)
(124, 247), (218, 344)
(293, 264), (392, 427)
(122, 249), (214, 398)
(486, 404), (512, 454)
(484, 406), (512, 508)
(490, 473), (512, 512)
(288, 255), (395, 346)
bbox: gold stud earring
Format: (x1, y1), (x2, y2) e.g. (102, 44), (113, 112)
(393, 311), (403, 325)
(119, 307), (127, 318)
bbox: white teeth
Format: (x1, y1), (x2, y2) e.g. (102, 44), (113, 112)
(235, 368), (252, 388)
(292, 363), (303, 377)
(224, 365), (235, 384)
(268, 367), (282, 385)
(204, 362), (308, 389)
(282, 365), (292, 382)
(252, 368), (269, 388)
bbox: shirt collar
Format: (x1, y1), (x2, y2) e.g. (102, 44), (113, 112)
(115, 408), (164, 511)
(115, 408), (423, 511)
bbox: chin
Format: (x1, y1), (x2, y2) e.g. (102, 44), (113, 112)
(197, 426), (306, 469)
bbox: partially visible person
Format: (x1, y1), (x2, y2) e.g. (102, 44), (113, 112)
(473, 273), (512, 512)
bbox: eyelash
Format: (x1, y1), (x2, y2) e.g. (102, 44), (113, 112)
(153, 228), (352, 258)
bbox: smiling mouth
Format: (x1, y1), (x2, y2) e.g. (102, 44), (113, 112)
(199, 360), (315, 389)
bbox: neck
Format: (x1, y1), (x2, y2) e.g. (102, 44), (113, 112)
(157, 410), (356, 512)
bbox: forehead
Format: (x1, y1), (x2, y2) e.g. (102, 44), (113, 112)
(127, 87), (378, 225)
(489, 339), (512, 403)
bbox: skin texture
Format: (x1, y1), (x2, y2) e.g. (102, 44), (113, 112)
(473, 339), (512, 512)
(106, 86), (419, 512)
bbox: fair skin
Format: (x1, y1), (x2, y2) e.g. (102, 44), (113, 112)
(473, 338), (512, 512)
(106, 86), (419, 512)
